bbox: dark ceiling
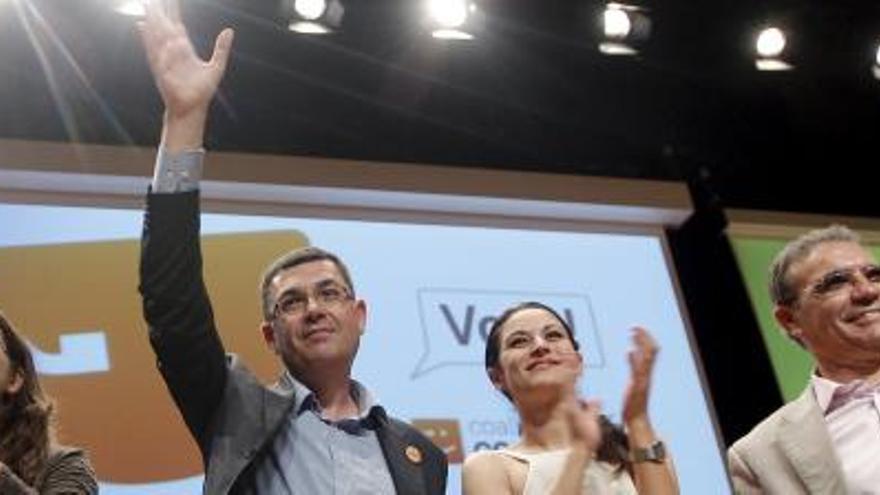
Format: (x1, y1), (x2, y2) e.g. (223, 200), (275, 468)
(2, 0), (880, 216)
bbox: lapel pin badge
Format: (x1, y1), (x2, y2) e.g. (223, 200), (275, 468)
(405, 445), (423, 465)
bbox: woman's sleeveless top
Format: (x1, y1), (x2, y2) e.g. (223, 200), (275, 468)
(497, 448), (638, 495)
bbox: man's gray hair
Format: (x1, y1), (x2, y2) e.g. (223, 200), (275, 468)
(769, 224), (861, 306)
(259, 246), (355, 321)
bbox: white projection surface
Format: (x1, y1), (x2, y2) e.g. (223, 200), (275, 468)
(0, 202), (729, 494)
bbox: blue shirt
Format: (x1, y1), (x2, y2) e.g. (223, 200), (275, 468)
(253, 373), (396, 495)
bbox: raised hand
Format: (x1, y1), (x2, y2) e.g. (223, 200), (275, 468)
(621, 326), (659, 424)
(137, 0), (233, 150)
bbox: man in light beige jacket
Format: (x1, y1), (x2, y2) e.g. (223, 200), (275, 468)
(728, 225), (880, 494)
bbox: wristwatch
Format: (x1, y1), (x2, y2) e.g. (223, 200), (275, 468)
(631, 440), (666, 463)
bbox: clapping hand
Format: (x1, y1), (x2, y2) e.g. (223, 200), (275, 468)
(621, 327), (659, 425)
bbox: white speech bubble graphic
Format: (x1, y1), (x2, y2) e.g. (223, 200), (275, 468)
(30, 331), (111, 375)
(99, 475), (204, 494)
(412, 289), (603, 378)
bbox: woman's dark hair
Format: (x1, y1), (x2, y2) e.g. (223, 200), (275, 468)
(0, 312), (55, 485)
(485, 301), (632, 474)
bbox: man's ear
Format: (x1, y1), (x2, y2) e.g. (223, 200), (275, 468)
(774, 305), (805, 347)
(354, 299), (367, 336)
(261, 321), (278, 352)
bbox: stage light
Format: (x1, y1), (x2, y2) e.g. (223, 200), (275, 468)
(286, 0), (342, 34)
(426, 0), (477, 41)
(428, 0), (468, 29)
(289, 21), (332, 34)
(873, 43), (880, 80)
(603, 6), (631, 39)
(756, 27), (785, 58)
(294, 0), (325, 21)
(432, 29), (474, 40)
(598, 42), (638, 55)
(754, 26), (793, 71)
(599, 3), (650, 56)
(114, 0), (146, 17)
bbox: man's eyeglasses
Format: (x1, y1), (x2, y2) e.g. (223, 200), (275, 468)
(803, 263), (880, 299)
(273, 283), (353, 317)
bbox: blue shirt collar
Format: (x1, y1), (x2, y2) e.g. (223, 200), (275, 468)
(281, 371), (380, 422)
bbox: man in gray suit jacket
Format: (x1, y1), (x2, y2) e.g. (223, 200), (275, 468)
(137, 1), (447, 493)
(728, 225), (880, 494)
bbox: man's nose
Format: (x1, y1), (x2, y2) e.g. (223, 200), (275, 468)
(851, 274), (880, 302)
(305, 294), (320, 309)
(303, 296), (325, 319)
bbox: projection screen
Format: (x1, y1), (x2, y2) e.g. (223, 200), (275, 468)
(0, 139), (729, 494)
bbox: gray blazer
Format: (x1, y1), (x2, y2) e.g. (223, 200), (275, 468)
(727, 387), (846, 495)
(140, 190), (448, 495)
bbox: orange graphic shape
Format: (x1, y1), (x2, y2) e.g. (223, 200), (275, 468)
(411, 419), (464, 464)
(0, 230), (309, 483)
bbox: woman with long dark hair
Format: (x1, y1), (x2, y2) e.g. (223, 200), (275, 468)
(463, 302), (678, 494)
(0, 312), (98, 494)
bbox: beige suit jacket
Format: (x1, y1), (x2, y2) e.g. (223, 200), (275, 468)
(727, 387), (846, 494)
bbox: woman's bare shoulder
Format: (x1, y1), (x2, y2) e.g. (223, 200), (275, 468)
(463, 449), (507, 471)
(462, 450), (515, 495)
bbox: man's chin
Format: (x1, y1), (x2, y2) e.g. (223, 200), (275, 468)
(839, 327), (880, 355)
(300, 346), (353, 365)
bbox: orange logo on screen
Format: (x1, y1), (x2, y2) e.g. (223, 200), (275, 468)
(410, 419), (464, 464)
(0, 231), (308, 483)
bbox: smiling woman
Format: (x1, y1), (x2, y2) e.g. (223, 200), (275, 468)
(462, 301), (679, 495)
(0, 312), (98, 495)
